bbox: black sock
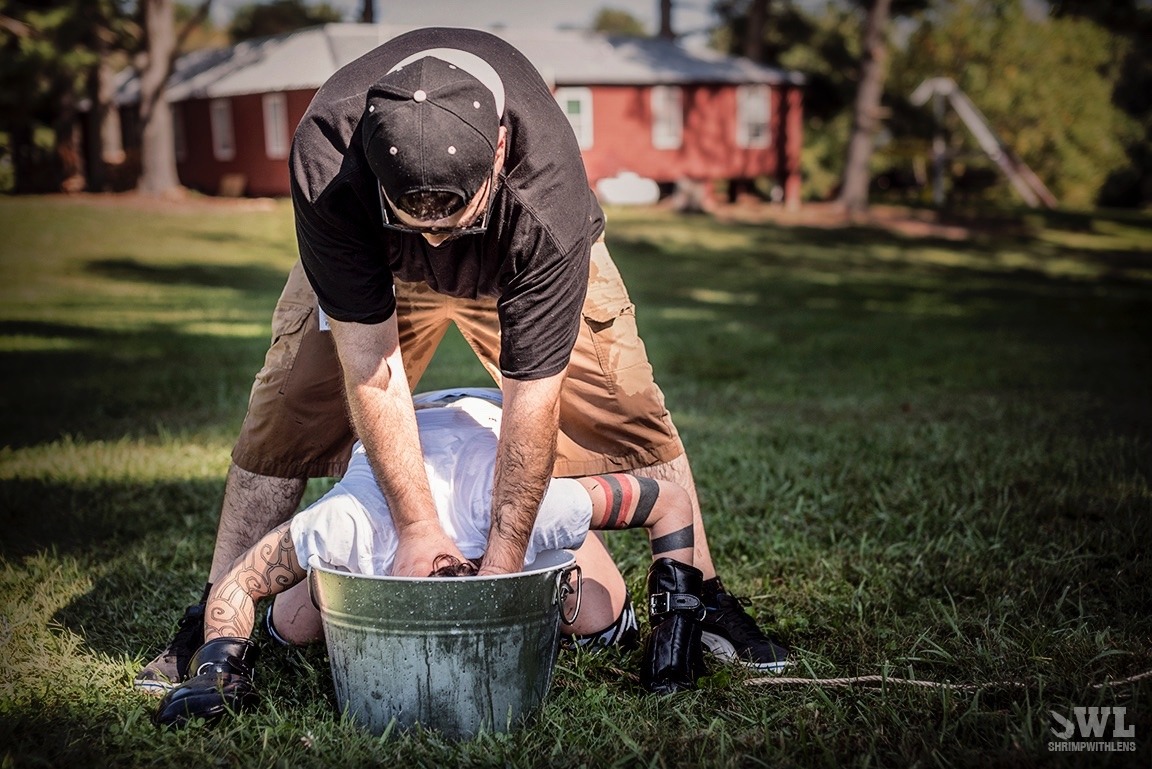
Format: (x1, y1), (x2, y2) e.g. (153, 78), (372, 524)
(568, 592), (640, 651)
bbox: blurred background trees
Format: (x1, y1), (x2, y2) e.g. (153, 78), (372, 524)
(228, 0), (340, 41)
(714, 0), (1151, 210)
(891, 0), (1144, 208)
(1, 0), (1148, 209)
(0, 0), (136, 192)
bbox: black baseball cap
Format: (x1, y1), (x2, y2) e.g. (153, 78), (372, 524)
(362, 55), (500, 217)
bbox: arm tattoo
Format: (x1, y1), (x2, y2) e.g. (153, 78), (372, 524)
(206, 527), (305, 640)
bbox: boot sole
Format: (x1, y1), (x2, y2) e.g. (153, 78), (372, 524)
(133, 676), (176, 695)
(700, 630), (791, 673)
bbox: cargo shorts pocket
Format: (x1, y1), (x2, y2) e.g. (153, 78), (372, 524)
(582, 301), (650, 397)
(260, 303), (313, 382)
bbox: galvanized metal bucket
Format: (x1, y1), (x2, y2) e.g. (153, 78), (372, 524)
(308, 550), (581, 739)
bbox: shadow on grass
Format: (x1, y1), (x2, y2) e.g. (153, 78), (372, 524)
(0, 319), (112, 339)
(0, 477), (222, 561)
(0, 321), (499, 452)
(674, 219), (1152, 290)
(0, 652), (340, 767)
(53, 545), (332, 676)
(0, 323), (266, 448)
(85, 258), (288, 293)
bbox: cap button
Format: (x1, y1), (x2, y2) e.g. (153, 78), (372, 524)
(413, 89), (427, 103)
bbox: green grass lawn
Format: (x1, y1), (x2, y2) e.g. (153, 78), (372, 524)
(0, 195), (1149, 768)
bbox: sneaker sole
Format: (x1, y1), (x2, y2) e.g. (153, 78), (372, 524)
(700, 630), (791, 673)
(133, 677), (176, 695)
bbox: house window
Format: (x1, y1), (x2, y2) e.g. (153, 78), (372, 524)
(209, 98), (235, 161)
(262, 93), (289, 159)
(172, 104), (186, 162)
(736, 84), (771, 148)
(651, 85), (683, 150)
(554, 87), (593, 149)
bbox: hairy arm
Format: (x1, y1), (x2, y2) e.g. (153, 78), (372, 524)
(205, 523), (305, 641)
(479, 370), (566, 576)
(328, 313), (464, 576)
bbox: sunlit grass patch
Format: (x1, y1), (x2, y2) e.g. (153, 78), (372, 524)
(0, 435), (232, 483)
(0, 334), (85, 352)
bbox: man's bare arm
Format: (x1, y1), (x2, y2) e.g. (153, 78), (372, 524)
(479, 370), (566, 575)
(327, 313), (464, 576)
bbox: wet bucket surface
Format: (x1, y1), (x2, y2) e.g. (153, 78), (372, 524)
(309, 549), (578, 739)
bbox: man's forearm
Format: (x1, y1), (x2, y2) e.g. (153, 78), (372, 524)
(346, 383), (440, 528)
(330, 315), (465, 576)
(329, 316), (438, 530)
(482, 372), (565, 574)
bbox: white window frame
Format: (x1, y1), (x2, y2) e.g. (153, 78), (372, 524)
(209, 98), (235, 161)
(650, 85), (683, 150)
(172, 103), (186, 162)
(554, 87), (594, 150)
(262, 93), (289, 159)
(736, 84), (771, 148)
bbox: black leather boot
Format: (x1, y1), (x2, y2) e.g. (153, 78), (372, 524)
(154, 637), (259, 727)
(641, 558), (706, 694)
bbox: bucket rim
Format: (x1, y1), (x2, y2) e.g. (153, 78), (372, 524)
(307, 548), (576, 583)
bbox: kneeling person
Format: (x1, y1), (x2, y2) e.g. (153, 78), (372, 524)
(156, 391), (707, 728)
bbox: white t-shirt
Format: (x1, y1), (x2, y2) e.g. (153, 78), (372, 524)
(290, 389), (592, 575)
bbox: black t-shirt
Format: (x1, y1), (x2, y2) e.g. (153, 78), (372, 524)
(291, 27), (605, 380)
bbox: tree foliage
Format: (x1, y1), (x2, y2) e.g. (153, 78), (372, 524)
(712, 0), (1149, 209)
(592, 7), (647, 36)
(1049, 0), (1152, 206)
(0, 0), (135, 192)
(228, 0), (342, 42)
(0, 0), (226, 194)
(892, 0), (1141, 208)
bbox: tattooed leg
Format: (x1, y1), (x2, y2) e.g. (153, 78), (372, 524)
(577, 474), (695, 566)
(205, 522), (306, 641)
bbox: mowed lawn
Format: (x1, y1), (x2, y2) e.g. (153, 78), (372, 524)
(0, 195), (1149, 768)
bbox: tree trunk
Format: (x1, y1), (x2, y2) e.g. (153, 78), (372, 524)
(359, 0), (375, 23)
(658, 0), (674, 38)
(86, 41), (126, 192)
(137, 0), (181, 196)
(743, 0), (769, 61)
(85, 66), (108, 192)
(136, 0), (211, 196)
(837, 0), (892, 214)
(54, 84), (84, 192)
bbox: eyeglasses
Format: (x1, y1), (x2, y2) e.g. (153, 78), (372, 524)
(378, 171), (497, 237)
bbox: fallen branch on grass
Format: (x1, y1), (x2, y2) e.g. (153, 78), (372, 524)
(745, 669), (1152, 691)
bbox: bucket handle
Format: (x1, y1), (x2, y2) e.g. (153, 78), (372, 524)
(307, 566), (320, 611)
(557, 564), (582, 626)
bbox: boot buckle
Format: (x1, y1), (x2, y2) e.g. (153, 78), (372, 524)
(649, 592), (706, 620)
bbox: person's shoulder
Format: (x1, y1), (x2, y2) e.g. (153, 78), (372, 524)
(291, 65), (379, 206)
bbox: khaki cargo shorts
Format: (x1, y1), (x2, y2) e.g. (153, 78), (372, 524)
(231, 239), (684, 479)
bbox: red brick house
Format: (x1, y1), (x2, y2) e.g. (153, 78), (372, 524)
(120, 24), (804, 205)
